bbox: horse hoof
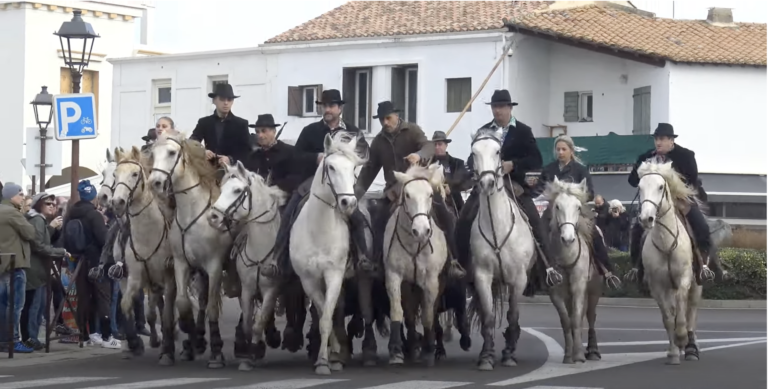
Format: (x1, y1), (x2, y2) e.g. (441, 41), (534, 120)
(562, 356), (574, 364)
(315, 365), (331, 375)
(330, 361), (344, 371)
(266, 329), (282, 349)
(573, 353), (586, 363)
(684, 350), (700, 361)
(477, 360), (494, 371)
(435, 348), (447, 361)
(238, 361), (254, 371)
(586, 351), (601, 361)
(460, 335), (472, 351)
(422, 352), (436, 367)
(253, 341), (267, 360)
(501, 357), (517, 367)
(158, 354), (174, 366)
(389, 354), (404, 365)
(666, 355), (681, 365)
(179, 349), (194, 362)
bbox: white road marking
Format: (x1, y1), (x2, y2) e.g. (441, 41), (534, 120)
(76, 378), (229, 389)
(524, 328), (564, 363)
(214, 378), (348, 389)
(357, 381), (472, 389)
(700, 339), (767, 352)
(521, 302), (766, 310)
(529, 327), (766, 334)
(0, 377), (114, 389)
(525, 386), (603, 389)
(585, 336), (767, 347)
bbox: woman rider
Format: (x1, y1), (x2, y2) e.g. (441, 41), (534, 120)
(537, 135), (620, 288)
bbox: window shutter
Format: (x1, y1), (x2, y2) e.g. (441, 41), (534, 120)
(315, 84), (324, 115)
(287, 86), (302, 116)
(632, 86), (651, 134)
(563, 91), (579, 122)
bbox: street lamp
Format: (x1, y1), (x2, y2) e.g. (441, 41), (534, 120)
(54, 9), (99, 201)
(31, 86), (53, 193)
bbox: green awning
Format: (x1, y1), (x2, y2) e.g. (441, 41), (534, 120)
(536, 132), (654, 166)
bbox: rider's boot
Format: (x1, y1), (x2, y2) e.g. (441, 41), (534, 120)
(456, 191), (479, 286)
(350, 209), (374, 273)
(434, 195), (465, 280)
(591, 226), (620, 289)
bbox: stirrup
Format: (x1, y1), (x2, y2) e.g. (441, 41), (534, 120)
(447, 260), (466, 280)
(700, 265), (715, 282)
(604, 272), (621, 290)
(624, 267), (639, 282)
(357, 257), (375, 273)
(545, 267), (563, 287)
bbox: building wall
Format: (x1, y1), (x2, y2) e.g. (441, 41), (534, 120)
(0, 2), (141, 191)
(668, 64), (767, 174)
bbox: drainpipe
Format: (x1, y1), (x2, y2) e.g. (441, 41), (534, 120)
(501, 33), (507, 89)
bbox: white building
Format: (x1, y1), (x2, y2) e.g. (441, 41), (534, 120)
(0, 0), (164, 192)
(108, 1), (766, 220)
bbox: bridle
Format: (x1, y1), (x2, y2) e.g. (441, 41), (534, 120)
(638, 172), (680, 255)
(551, 198), (584, 270)
(312, 152), (357, 210)
(387, 175), (435, 280)
(470, 134), (504, 194)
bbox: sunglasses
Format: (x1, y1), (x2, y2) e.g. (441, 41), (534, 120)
(44, 202), (55, 207)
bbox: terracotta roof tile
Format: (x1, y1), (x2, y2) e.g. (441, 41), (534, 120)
(264, 1), (552, 44)
(506, 4), (767, 65)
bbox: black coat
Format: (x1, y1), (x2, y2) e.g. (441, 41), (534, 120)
(242, 141), (315, 194)
(435, 154), (473, 212)
(294, 120), (369, 163)
(604, 212), (630, 249)
(62, 200), (107, 269)
(536, 160), (595, 201)
(467, 120), (543, 190)
(190, 111), (251, 164)
(629, 144), (699, 190)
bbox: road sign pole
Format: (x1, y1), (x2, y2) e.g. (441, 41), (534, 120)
(39, 128), (47, 193)
(69, 71), (82, 202)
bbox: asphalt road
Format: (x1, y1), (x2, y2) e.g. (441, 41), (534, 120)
(0, 299), (764, 389)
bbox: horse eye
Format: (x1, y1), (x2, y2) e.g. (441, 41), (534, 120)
(234, 188), (242, 194)
(405, 193), (410, 199)
(555, 204), (560, 210)
(230, 175), (236, 179)
(132, 172), (138, 178)
(169, 151), (176, 157)
(329, 165), (336, 172)
(496, 150), (500, 155)
(658, 185), (664, 190)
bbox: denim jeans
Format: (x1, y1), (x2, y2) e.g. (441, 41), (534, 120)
(0, 270), (28, 342)
(27, 287), (46, 341)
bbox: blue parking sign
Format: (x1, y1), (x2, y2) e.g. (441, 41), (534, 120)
(53, 93), (98, 141)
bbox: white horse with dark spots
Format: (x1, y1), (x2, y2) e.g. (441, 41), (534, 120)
(383, 163), (447, 367)
(110, 147), (175, 362)
(208, 161), (287, 371)
(148, 132), (233, 368)
(468, 128), (536, 371)
(290, 133), (365, 375)
(544, 176), (605, 364)
(637, 160), (703, 365)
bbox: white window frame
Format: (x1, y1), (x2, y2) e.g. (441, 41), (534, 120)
(152, 79), (171, 121)
(404, 67), (417, 122)
(355, 69), (371, 131)
(579, 91), (593, 122)
(301, 85), (319, 117)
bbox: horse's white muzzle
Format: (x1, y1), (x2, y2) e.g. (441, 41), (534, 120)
(410, 216), (432, 244)
(478, 176), (497, 193)
(110, 196), (128, 215)
(639, 206), (656, 230)
(207, 208), (228, 231)
(148, 173), (170, 194)
(98, 191), (111, 209)
(560, 226), (577, 245)
(337, 195), (357, 216)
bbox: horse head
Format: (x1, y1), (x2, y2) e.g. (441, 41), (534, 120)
(545, 176), (589, 246)
(470, 128), (504, 194)
(393, 163), (444, 244)
(98, 147), (121, 209)
(637, 160), (696, 230)
(318, 133), (365, 216)
(111, 146), (150, 216)
(209, 161), (256, 231)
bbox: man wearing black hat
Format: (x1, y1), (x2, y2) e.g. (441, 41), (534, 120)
(355, 101), (464, 279)
(190, 83), (251, 167)
(627, 123), (724, 282)
(457, 90), (554, 290)
(274, 89), (372, 273)
(432, 131), (473, 214)
(140, 128), (156, 152)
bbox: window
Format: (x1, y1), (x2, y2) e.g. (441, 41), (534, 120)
(153, 79), (171, 122)
(342, 67), (372, 132)
(287, 84), (323, 117)
(446, 77), (472, 113)
(563, 91), (593, 122)
(391, 65), (418, 123)
(633, 86), (651, 134)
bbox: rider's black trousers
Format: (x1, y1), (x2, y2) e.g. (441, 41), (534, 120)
(541, 207), (615, 274)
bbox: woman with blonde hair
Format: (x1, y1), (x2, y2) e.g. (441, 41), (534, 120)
(536, 135), (619, 287)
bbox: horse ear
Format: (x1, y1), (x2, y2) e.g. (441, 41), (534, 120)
(131, 146), (141, 159)
(427, 163), (444, 187)
(106, 148), (113, 163)
(578, 178), (588, 192)
(323, 134), (333, 154)
(236, 160), (248, 177)
(393, 171), (409, 184)
(553, 176), (561, 185)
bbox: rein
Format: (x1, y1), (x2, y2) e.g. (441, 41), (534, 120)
(639, 172), (680, 256)
(312, 154), (356, 210)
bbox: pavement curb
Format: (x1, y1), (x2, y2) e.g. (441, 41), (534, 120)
(521, 295), (766, 309)
(0, 346), (120, 368)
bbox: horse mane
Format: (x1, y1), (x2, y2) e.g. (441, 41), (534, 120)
(472, 127), (503, 142)
(544, 180), (594, 242)
(637, 160), (697, 204)
(325, 136), (367, 166)
(160, 132), (221, 197)
(246, 170), (288, 208)
(543, 178), (589, 204)
(404, 164), (446, 197)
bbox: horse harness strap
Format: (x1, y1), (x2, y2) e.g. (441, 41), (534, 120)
(385, 176), (436, 282)
(477, 177), (517, 285)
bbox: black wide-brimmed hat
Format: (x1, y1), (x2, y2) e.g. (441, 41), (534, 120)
(486, 90), (518, 106)
(248, 114), (280, 129)
(373, 101), (401, 119)
(207, 83), (240, 99)
(653, 123), (678, 138)
(431, 131), (452, 144)
(141, 128), (156, 142)
(316, 89), (345, 105)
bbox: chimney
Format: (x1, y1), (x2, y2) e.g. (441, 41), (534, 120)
(707, 7), (735, 26)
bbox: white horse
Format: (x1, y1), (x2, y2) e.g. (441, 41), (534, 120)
(468, 128), (536, 371)
(637, 160), (703, 365)
(544, 177), (603, 364)
(110, 146), (175, 362)
(290, 134), (365, 375)
(98, 148), (120, 208)
(148, 132), (233, 368)
(383, 163), (447, 367)
(208, 161), (287, 371)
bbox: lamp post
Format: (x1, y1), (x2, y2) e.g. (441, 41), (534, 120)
(55, 9), (99, 201)
(31, 86), (53, 194)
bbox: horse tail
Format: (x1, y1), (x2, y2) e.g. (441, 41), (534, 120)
(467, 280), (505, 331)
(375, 314), (390, 338)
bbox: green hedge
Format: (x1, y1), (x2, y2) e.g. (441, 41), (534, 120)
(600, 248), (766, 300)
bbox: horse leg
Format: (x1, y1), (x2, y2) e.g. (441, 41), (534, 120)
(586, 275), (603, 361)
(474, 271), (496, 371)
(685, 284), (703, 361)
(442, 309), (454, 343)
(434, 312), (446, 361)
(385, 272), (405, 365)
(502, 277), (526, 367)
(120, 274), (144, 358)
(330, 283), (349, 371)
(548, 285), (573, 364)
(420, 277), (439, 367)
(237, 286), (256, 371)
(205, 264), (226, 369)
(403, 285), (422, 363)
(307, 304), (321, 362)
(569, 275), (587, 364)
(234, 311), (248, 359)
(158, 270), (176, 366)
(673, 287), (690, 360)
(264, 309), (281, 349)
(194, 274), (209, 356)
(175, 262), (196, 362)
(281, 281), (305, 353)
(454, 286), (472, 351)
(654, 287), (681, 365)
(357, 274), (378, 367)
(147, 289), (162, 349)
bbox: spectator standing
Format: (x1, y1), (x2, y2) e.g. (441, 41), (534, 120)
(604, 199), (630, 251)
(21, 192), (67, 350)
(62, 180), (120, 349)
(0, 183), (36, 353)
(593, 195), (609, 232)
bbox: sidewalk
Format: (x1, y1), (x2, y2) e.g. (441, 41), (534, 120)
(0, 341), (121, 368)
